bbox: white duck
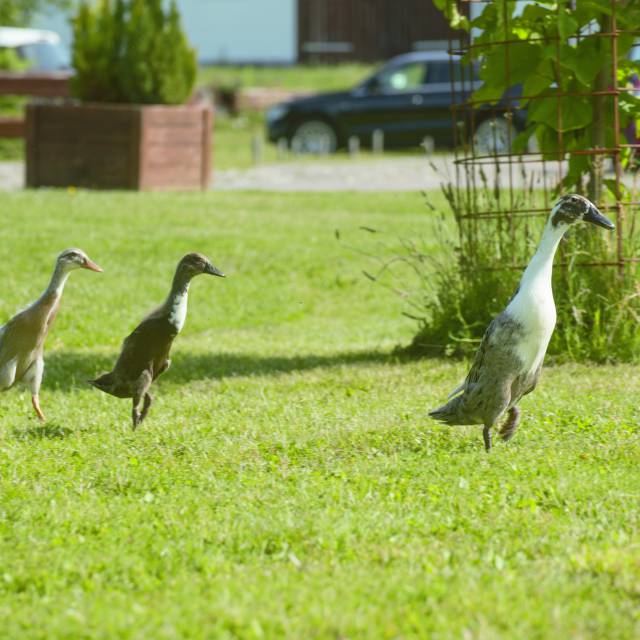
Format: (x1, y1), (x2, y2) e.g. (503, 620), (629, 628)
(429, 194), (615, 451)
(0, 249), (102, 421)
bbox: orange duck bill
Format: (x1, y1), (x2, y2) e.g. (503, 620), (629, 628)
(83, 257), (103, 272)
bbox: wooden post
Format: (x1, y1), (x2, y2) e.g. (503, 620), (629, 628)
(277, 137), (288, 159)
(252, 134), (263, 165)
(422, 135), (435, 154)
(348, 136), (360, 157)
(372, 129), (384, 153)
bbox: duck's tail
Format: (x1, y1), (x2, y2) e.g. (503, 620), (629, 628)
(429, 393), (474, 426)
(87, 371), (116, 394)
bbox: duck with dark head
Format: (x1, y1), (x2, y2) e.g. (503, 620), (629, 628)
(429, 194), (614, 451)
(89, 253), (224, 428)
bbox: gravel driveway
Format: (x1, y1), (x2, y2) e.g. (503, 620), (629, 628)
(0, 162), (23, 190)
(0, 155), (574, 192)
(213, 156), (450, 191)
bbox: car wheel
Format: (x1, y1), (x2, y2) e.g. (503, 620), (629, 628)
(291, 120), (338, 154)
(473, 116), (517, 155)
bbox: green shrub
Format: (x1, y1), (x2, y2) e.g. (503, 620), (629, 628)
(71, 0), (196, 104)
(359, 174), (640, 363)
(415, 187), (640, 362)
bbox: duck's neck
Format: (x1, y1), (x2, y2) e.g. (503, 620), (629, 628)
(167, 270), (192, 303)
(163, 271), (192, 330)
(518, 221), (566, 292)
(39, 263), (70, 307)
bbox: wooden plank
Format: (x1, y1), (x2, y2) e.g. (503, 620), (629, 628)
(144, 127), (203, 146)
(130, 107), (143, 190)
(27, 103), (209, 191)
(0, 116), (25, 137)
(297, 0), (466, 62)
(142, 166), (202, 190)
(145, 150), (203, 166)
(201, 107), (212, 189)
(142, 106), (207, 127)
(0, 71), (71, 97)
(25, 104), (38, 187)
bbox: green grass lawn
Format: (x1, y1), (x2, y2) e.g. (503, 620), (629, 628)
(0, 189), (638, 639)
(213, 111), (425, 171)
(198, 64), (375, 92)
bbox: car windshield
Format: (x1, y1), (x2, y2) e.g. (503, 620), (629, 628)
(376, 61), (426, 91)
(16, 41), (70, 71)
(368, 58), (478, 92)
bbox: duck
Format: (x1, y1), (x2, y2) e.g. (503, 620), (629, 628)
(89, 253), (224, 429)
(429, 194), (615, 451)
(0, 248), (102, 421)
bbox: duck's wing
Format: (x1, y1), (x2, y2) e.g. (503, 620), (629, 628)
(511, 361), (542, 402)
(440, 315), (500, 401)
(114, 314), (177, 380)
(463, 315), (503, 389)
(0, 309), (37, 365)
(446, 381), (466, 399)
(431, 312), (523, 425)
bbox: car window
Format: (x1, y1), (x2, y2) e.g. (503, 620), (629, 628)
(428, 62), (459, 83)
(376, 62), (427, 92)
(426, 61), (479, 83)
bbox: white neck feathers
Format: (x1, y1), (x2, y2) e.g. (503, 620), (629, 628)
(516, 220), (566, 295)
(167, 283), (190, 332)
(505, 219), (567, 373)
(41, 264), (71, 302)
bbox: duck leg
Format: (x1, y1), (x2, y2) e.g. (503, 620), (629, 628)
(24, 356), (45, 422)
(32, 396), (45, 422)
(131, 371), (152, 430)
(499, 406), (521, 442)
(139, 393), (153, 424)
(482, 425), (492, 452)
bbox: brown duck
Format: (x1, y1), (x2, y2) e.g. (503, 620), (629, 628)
(89, 253), (224, 428)
(0, 248), (102, 421)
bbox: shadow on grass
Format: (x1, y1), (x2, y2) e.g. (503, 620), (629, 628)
(13, 421), (74, 440)
(44, 348), (416, 390)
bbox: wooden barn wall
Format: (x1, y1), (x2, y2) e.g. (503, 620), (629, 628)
(297, 0), (459, 63)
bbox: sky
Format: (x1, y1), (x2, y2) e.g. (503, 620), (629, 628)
(34, 0), (297, 64)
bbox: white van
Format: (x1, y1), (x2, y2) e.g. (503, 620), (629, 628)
(0, 26), (70, 71)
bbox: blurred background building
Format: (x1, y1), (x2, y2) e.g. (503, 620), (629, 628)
(34, 0), (457, 65)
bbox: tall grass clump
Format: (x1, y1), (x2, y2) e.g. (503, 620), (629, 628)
(359, 166), (640, 363)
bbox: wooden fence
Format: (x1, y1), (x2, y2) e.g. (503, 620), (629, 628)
(0, 71), (72, 138)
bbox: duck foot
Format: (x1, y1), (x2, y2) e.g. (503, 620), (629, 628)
(139, 393), (153, 424)
(31, 395), (45, 422)
(499, 406), (521, 442)
(131, 393), (153, 430)
(483, 425), (492, 452)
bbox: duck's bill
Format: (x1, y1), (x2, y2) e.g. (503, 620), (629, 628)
(83, 258), (103, 272)
(584, 204), (615, 230)
(205, 263), (225, 277)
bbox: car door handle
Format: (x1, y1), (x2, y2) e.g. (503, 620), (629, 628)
(412, 94), (424, 105)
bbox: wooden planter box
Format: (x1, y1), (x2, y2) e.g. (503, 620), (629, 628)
(26, 102), (212, 190)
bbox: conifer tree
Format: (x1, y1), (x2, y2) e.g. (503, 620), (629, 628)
(71, 0), (196, 104)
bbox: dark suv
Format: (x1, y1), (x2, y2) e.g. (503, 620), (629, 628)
(266, 50), (524, 154)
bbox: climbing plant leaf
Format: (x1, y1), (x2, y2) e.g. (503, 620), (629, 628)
(435, 0), (640, 194)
